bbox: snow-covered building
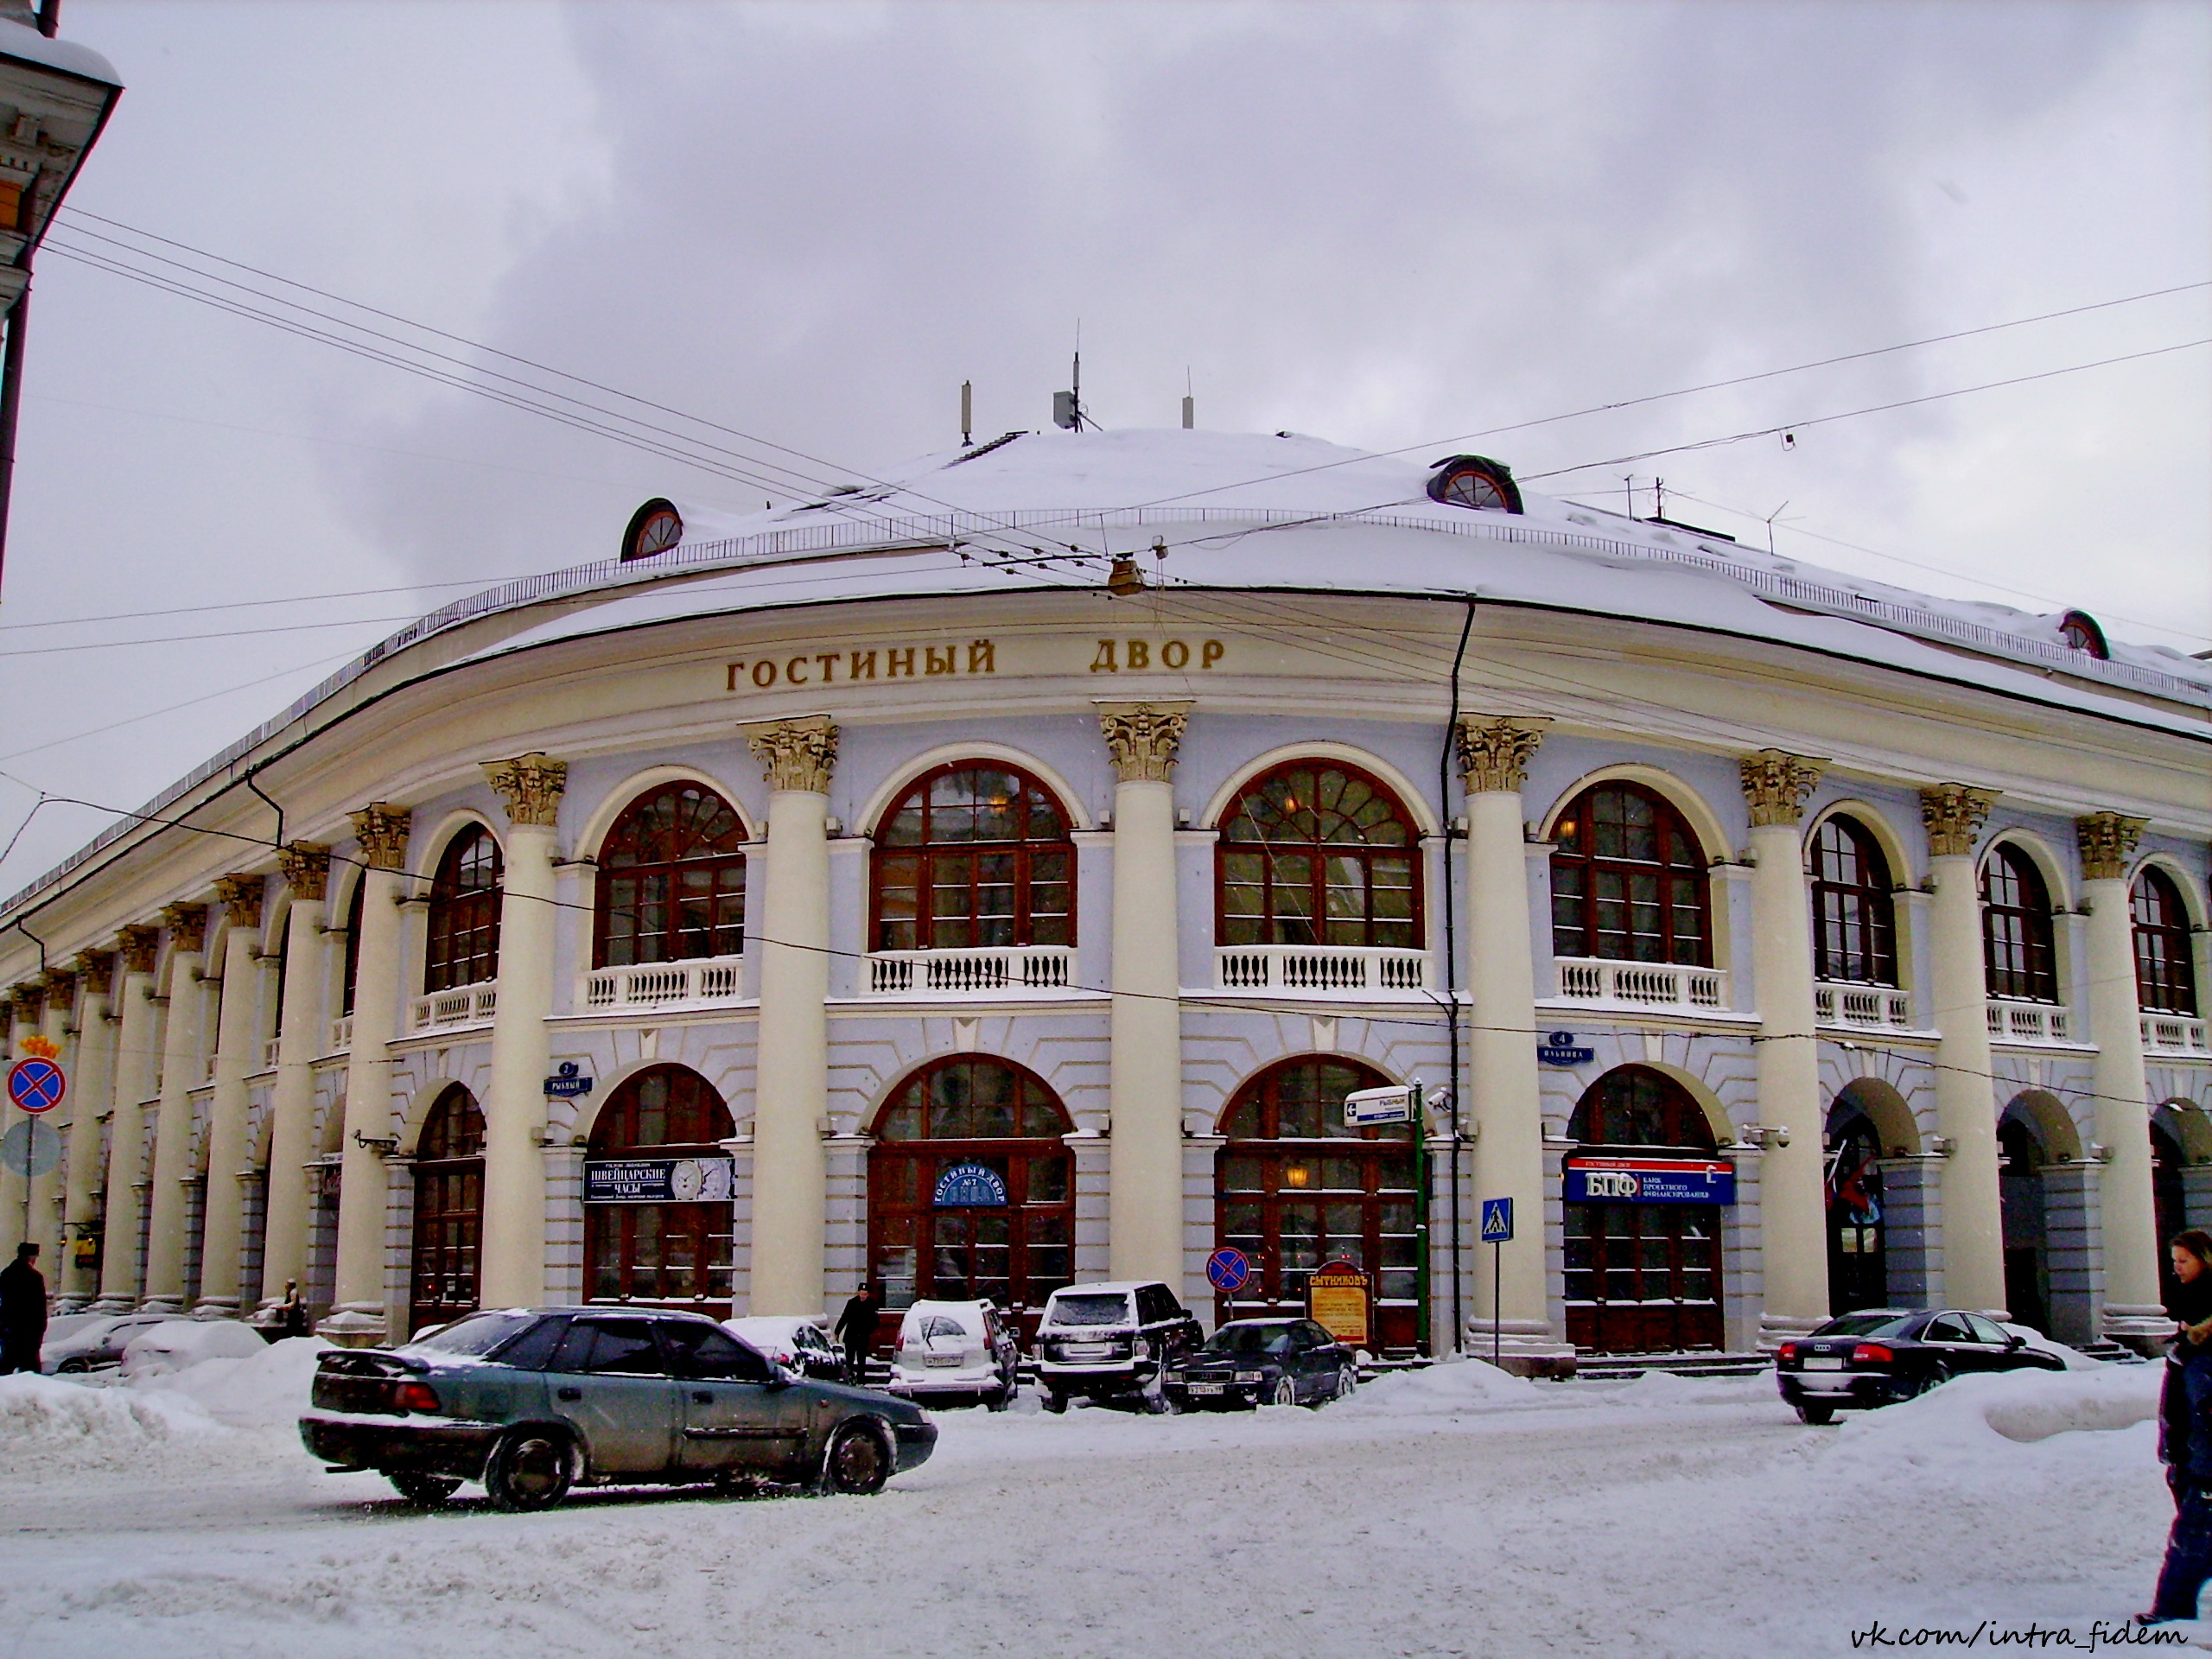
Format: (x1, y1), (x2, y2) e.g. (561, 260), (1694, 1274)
(3, 429), (2206, 1364)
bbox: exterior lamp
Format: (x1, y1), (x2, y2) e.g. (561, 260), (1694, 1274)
(1104, 553), (1144, 597)
(0, 1), (123, 596)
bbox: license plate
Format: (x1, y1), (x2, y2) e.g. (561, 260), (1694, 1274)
(1189, 1382), (1225, 1395)
(1063, 1344), (1114, 1359)
(924, 1354), (963, 1368)
(1804, 1357), (1844, 1370)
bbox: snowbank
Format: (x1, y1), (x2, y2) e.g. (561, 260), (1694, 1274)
(118, 1319), (273, 1380)
(1819, 1363), (2161, 1483)
(2004, 1323), (2107, 1371)
(0, 1371), (221, 1478)
(1328, 1357), (1556, 1418)
(128, 1336), (330, 1427)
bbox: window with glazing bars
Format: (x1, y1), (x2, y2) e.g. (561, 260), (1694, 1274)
(594, 784), (748, 969)
(2133, 868), (2199, 1015)
(423, 826), (501, 993)
(1980, 844), (2057, 1002)
(1549, 784), (1710, 964)
(1809, 816), (1897, 985)
(871, 765), (1073, 951)
(1216, 762), (1420, 948)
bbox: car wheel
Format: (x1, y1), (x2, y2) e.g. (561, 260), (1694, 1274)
(483, 1428), (575, 1512)
(1330, 1364), (1357, 1404)
(388, 1471), (461, 1506)
(1796, 1402), (1836, 1426)
(1042, 1389), (1068, 1414)
(1910, 1362), (1951, 1399)
(55, 1357), (88, 1375)
(821, 1423), (891, 1496)
(1270, 1377), (1298, 1408)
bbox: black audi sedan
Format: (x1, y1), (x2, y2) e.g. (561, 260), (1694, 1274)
(1162, 1318), (1359, 1411)
(1775, 1307), (2066, 1423)
(301, 1307), (937, 1509)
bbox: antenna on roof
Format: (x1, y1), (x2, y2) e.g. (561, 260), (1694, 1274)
(1182, 365), (1193, 430)
(961, 379), (973, 447)
(1054, 322), (1088, 430)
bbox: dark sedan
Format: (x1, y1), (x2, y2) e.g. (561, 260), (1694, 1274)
(1776, 1307), (2065, 1423)
(301, 1306), (937, 1510)
(1162, 1318), (1359, 1411)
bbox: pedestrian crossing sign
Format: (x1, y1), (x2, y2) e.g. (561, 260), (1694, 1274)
(1480, 1198), (1515, 1243)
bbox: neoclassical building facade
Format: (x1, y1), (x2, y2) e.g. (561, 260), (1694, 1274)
(2, 431), (2206, 1363)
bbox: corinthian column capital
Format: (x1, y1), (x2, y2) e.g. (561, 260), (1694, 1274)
(276, 841), (331, 901)
(483, 753), (569, 827)
(1455, 717), (1548, 794)
(72, 950), (114, 998)
(1740, 750), (1828, 828)
(746, 716), (840, 794)
(2075, 811), (2148, 881)
(1096, 701), (1191, 784)
(1919, 784), (1998, 858)
(212, 874), (264, 931)
(160, 903), (208, 953)
(349, 803), (411, 871)
(116, 925), (160, 974)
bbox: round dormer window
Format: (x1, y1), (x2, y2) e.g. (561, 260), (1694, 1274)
(1425, 454), (1523, 514)
(620, 498), (683, 563)
(2058, 610), (2108, 659)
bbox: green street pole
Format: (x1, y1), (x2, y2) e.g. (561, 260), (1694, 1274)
(1414, 1082), (1429, 1360)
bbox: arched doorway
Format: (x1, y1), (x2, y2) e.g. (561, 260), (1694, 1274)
(1825, 1101), (1886, 1315)
(582, 1065), (735, 1313)
(409, 1085), (485, 1337)
(1216, 1057), (1422, 1356)
(1562, 1066), (1727, 1354)
(868, 1057), (1075, 1348)
(1998, 1113), (2051, 1332)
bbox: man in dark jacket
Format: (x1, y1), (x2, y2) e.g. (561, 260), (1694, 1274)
(0, 1242), (47, 1374)
(2149, 1232), (2212, 1623)
(834, 1283), (881, 1385)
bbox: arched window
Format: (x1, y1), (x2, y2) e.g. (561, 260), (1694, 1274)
(868, 1058), (1074, 1338)
(424, 826), (502, 993)
(1550, 783), (1710, 964)
(1216, 1057), (1421, 1354)
(409, 1084), (485, 1336)
(1565, 1065), (1719, 1152)
(1981, 844), (2057, 1003)
(594, 784), (748, 969)
(2133, 868), (2199, 1015)
(872, 764), (1073, 952)
(1217, 761), (1420, 949)
(585, 1066), (735, 1310)
(1809, 816), (1897, 986)
(2059, 610), (2109, 659)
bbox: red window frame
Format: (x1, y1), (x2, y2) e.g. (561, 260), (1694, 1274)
(409, 1084), (486, 1335)
(1980, 844), (2057, 1003)
(1810, 815), (1898, 986)
(584, 1065), (735, 1310)
(2133, 867), (2199, 1016)
(424, 825), (502, 993)
(1549, 783), (1711, 965)
(869, 763), (1075, 952)
(1214, 760), (1422, 949)
(593, 783), (749, 969)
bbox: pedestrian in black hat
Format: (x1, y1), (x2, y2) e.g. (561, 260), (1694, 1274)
(0, 1242), (47, 1375)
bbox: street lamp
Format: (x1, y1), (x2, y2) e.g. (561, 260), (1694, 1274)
(0, 0), (121, 598)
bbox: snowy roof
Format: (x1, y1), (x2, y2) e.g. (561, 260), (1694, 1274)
(0, 18), (120, 87)
(6, 429), (2207, 915)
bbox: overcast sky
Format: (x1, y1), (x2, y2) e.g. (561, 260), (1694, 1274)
(0, 0), (2203, 899)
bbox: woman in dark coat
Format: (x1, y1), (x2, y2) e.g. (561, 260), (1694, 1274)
(2145, 1231), (2212, 1624)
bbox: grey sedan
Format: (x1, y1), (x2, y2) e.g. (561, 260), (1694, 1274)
(301, 1307), (937, 1510)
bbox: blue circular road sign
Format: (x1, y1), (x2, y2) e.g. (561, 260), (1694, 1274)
(1205, 1246), (1252, 1294)
(7, 1057), (64, 1115)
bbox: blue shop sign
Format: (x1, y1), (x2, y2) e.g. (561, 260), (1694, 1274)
(1537, 1030), (1596, 1067)
(933, 1162), (1008, 1208)
(584, 1156), (734, 1205)
(1564, 1155), (1737, 1206)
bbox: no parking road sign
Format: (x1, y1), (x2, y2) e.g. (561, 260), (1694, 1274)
(7, 1056), (64, 1115)
(1205, 1246), (1252, 1294)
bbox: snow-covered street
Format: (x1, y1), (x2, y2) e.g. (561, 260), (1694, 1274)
(0, 1348), (2185, 1657)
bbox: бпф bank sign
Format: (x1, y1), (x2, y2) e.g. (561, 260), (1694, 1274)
(1563, 1155), (1737, 1205)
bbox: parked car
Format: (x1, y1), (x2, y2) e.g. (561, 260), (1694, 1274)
(1776, 1307), (2066, 1423)
(725, 1314), (844, 1381)
(1164, 1318), (1358, 1411)
(40, 1312), (187, 1374)
(887, 1300), (1020, 1409)
(300, 1306), (938, 1510)
(1033, 1281), (1203, 1414)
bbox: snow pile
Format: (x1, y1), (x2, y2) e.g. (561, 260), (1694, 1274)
(1819, 1363), (2161, 1483)
(118, 1318), (274, 1380)
(1606, 1368), (1780, 1409)
(1329, 1357), (1556, 1418)
(127, 1336), (330, 1428)
(0, 1370), (222, 1478)
(2005, 1323), (2107, 1371)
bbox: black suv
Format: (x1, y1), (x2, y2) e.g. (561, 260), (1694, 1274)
(300, 1307), (937, 1509)
(1033, 1281), (1204, 1413)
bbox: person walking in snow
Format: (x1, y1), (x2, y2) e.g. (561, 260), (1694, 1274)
(0, 1242), (47, 1374)
(835, 1282), (881, 1386)
(2144, 1232), (2212, 1624)
(276, 1279), (309, 1339)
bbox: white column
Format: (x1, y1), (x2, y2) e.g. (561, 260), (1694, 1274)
(478, 753), (567, 1310)
(1921, 785), (2006, 1313)
(140, 903), (209, 1313)
(94, 926), (161, 1311)
(1457, 717), (1574, 1370)
(1741, 751), (1831, 1340)
(745, 717), (838, 1315)
(258, 843), (328, 1314)
(57, 952), (115, 1310)
(325, 804), (409, 1343)
(194, 876), (266, 1315)
(1097, 702), (1189, 1287)
(2078, 812), (2164, 1344)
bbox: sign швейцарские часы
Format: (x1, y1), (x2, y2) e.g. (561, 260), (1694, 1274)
(583, 1156), (735, 1205)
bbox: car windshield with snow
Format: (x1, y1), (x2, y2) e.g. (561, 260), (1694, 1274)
(300, 1306), (937, 1508)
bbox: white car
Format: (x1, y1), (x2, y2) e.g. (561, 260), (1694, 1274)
(887, 1300), (1020, 1409)
(39, 1312), (186, 1374)
(724, 1313), (845, 1380)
